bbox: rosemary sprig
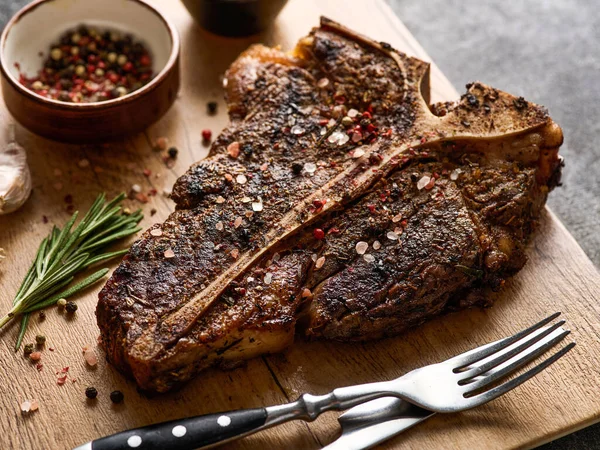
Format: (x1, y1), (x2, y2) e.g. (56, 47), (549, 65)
(0, 193), (143, 350)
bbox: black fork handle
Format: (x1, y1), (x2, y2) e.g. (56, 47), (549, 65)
(83, 408), (268, 450)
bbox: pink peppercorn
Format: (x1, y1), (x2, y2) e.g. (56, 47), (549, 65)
(202, 129), (212, 141)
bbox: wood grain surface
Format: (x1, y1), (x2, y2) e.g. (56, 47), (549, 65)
(0, 1), (599, 449)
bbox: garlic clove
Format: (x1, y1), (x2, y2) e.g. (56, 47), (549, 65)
(0, 141), (31, 215)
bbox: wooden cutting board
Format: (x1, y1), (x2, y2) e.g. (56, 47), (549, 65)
(1, 1), (599, 449)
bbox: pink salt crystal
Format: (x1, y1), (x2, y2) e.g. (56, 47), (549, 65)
(227, 142), (240, 158)
(164, 249), (175, 258)
(30, 400), (39, 411)
(234, 217), (243, 228)
(230, 249), (239, 259)
(20, 400), (31, 413)
(84, 349), (98, 367)
(150, 229), (163, 237)
(29, 352), (42, 362)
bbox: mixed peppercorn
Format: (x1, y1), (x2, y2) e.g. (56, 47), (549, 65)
(18, 25), (154, 103)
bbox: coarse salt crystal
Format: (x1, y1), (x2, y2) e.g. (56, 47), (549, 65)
(373, 240), (382, 250)
(387, 231), (399, 240)
(252, 199), (263, 212)
(311, 253), (318, 262)
(288, 116), (296, 126)
(320, 127), (327, 136)
(227, 142), (240, 158)
(216, 221), (224, 231)
(272, 253), (281, 263)
(425, 177), (436, 190)
(230, 249), (239, 259)
(353, 148), (366, 158)
(337, 133), (350, 146)
(241, 196), (251, 203)
(20, 400), (32, 413)
(236, 174), (247, 184)
(347, 108), (359, 118)
(392, 213), (402, 223)
(224, 173), (233, 182)
(417, 176), (431, 190)
(315, 256), (326, 269)
(304, 162), (317, 173)
(355, 241), (369, 255)
(84, 349), (98, 367)
(363, 254), (375, 263)
(328, 131), (343, 144)
(30, 400), (39, 411)
(328, 118), (336, 127)
(450, 168), (461, 181)
(150, 229), (163, 237)
(164, 249), (175, 258)
(245, 211), (254, 218)
(260, 163), (269, 171)
(216, 196), (225, 204)
(78, 159), (90, 168)
(302, 288), (312, 298)
(317, 78), (329, 88)
(351, 132), (362, 143)
(234, 216), (243, 228)
(291, 125), (305, 135)
(132, 184), (142, 193)
(264, 273), (273, 285)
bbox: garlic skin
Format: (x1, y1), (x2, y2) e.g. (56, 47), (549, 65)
(0, 141), (31, 214)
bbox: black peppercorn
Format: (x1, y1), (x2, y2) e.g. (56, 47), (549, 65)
(291, 162), (303, 174)
(38, 311), (46, 320)
(207, 101), (218, 115)
(85, 387), (98, 399)
(110, 390), (124, 403)
(168, 147), (178, 158)
(65, 301), (78, 313)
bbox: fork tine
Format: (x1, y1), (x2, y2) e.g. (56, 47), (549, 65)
(450, 312), (562, 369)
(459, 320), (566, 378)
(464, 342), (576, 407)
(461, 329), (570, 391)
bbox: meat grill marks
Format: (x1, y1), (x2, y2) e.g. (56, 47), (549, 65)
(97, 18), (563, 392)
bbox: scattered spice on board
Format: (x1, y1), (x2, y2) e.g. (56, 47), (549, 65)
(20, 399), (39, 414)
(35, 334), (46, 346)
(110, 390), (124, 403)
(18, 25), (154, 103)
(65, 301), (78, 314)
(202, 129), (212, 142)
(85, 387), (98, 399)
(207, 101), (218, 115)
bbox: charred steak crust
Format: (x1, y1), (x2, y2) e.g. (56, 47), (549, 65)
(97, 18), (563, 392)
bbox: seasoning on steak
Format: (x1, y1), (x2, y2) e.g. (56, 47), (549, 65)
(97, 18), (563, 392)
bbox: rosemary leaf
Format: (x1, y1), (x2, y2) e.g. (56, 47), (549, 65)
(14, 314), (29, 352)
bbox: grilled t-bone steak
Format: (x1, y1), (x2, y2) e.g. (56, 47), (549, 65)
(97, 18), (563, 392)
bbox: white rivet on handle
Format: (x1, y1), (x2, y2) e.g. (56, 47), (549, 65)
(172, 425), (187, 437)
(217, 415), (231, 427)
(127, 435), (142, 448)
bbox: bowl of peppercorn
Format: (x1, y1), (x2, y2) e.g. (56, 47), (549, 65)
(0, 0), (180, 142)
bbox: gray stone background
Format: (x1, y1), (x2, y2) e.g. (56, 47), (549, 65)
(0, 0), (598, 448)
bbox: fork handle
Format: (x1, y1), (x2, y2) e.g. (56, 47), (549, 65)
(76, 408), (268, 450)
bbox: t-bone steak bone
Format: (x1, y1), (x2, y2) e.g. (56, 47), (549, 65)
(97, 18), (563, 392)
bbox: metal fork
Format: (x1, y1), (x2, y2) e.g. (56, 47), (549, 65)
(323, 321), (572, 449)
(73, 313), (574, 450)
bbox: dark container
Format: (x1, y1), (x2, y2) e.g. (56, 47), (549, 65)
(181, 0), (288, 37)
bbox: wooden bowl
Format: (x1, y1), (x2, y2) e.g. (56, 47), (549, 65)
(0, 0), (180, 143)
